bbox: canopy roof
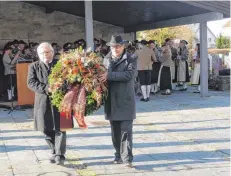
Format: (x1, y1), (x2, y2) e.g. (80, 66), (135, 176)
(27, 1), (230, 32)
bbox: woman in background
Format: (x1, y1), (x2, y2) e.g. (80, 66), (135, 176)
(149, 40), (161, 95)
(158, 43), (172, 95)
(191, 43), (200, 93)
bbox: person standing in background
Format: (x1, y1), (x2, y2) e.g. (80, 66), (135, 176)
(2, 45), (20, 101)
(148, 40), (161, 95)
(177, 40), (190, 91)
(165, 38), (178, 90)
(191, 43), (201, 93)
(158, 43), (172, 95)
(135, 40), (156, 102)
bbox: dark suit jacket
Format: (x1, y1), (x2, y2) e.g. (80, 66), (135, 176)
(27, 59), (61, 132)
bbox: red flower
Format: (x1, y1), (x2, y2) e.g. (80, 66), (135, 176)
(95, 64), (100, 69)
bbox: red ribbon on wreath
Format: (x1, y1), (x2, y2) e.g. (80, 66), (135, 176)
(59, 84), (87, 129)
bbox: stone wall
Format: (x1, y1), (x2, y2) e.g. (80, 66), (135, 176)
(0, 1), (134, 49)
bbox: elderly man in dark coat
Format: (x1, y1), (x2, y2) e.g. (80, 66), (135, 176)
(27, 42), (66, 165)
(99, 35), (137, 168)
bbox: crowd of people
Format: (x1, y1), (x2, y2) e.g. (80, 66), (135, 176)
(127, 38), (201, 102)
(0, 37), (201, 102)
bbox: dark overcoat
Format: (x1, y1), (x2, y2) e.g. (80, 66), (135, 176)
(27, 59), (60, 132)
(103, 51), (137, 121)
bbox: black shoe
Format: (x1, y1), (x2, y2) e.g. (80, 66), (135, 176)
(179, 88), (187, 91)
(49, 155), (56, 163)
(55, 155), (65, 165)
(113, 157), (122, 164)
(146, 98), (149, 102)
(140, 98), (146, 101)
(161, 92), (171, 95)
(150, 92), (155, 95)
(193, 90), (200, 93)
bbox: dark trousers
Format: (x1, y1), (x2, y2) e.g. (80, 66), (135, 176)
(138, 70), (152, 86)
(44, 130), (66, 157)
(110, 120), (133, 163)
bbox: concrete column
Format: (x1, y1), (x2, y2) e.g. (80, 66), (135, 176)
(84, 0), (94, 51)
(199, 22), (209, 97)
(134, 31), (137, 41)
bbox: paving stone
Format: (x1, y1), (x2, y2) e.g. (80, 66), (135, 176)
(14, 171), (79, 176)
(40, 163), (74, 172)
(0, 173), (14, 176)
(0, 162), (12, 174)
(12, 164), (43, 175)
(0, 89), (229, 175)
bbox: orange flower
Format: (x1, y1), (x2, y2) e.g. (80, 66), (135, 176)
(63, 60), (69, 65)
(77, 59), (82, 66)
(72, 68), (78, 74)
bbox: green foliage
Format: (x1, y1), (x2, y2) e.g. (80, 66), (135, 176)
(216, 34), (231, 49)
(48, 60), (63, 85)
(50, 90), (65, 111)
(85, 93), (97, 116)
(137, 25), (195, 47)
(137, 28), (175, 46)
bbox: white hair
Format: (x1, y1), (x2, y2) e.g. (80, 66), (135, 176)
(37, 42), (54, 54)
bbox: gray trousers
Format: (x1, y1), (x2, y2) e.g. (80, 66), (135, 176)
(44, 130), (66, 157)
(110, 120), (133, 163)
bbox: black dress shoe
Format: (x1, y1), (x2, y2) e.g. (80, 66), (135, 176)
(49, 155), (56, 163)
(55, 156), (65, 165)
(113, 157), (122, 164)
(146, 98), (150, 102)
(150, 92), (155, 95)
(140, 98), (146, 101)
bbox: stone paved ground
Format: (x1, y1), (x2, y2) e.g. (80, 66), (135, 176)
(0, 88), (230, 176)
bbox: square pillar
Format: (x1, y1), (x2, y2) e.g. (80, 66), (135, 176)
(199, 22), (209, 97)
(85, 0), (94, 51)
(134, 31), (137, 41)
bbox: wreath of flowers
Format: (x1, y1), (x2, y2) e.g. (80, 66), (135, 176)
(48, 48), (107, 128)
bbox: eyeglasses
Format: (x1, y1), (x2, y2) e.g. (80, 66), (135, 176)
(39, 50), (52, 55)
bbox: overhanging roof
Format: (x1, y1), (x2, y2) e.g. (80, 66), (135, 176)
(26, 1), (230, 32)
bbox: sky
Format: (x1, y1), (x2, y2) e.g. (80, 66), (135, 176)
(207, 18), (230, 37)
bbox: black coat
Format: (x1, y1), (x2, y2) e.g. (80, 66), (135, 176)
(103, 51), (137, 121)
(27, 59), (60, 132)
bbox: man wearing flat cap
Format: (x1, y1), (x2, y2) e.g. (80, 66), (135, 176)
(177, 40), (190, 91)
(99, 35), (137, 168)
